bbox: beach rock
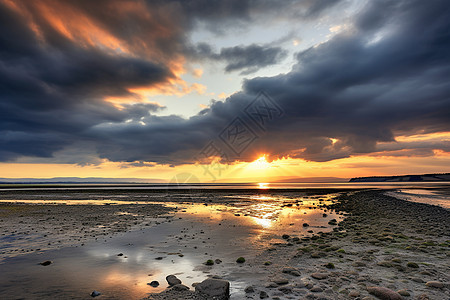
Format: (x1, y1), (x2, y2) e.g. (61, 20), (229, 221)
(282, 234), (290, 239)
(260, 291), (268, 299)
(90, 290), (101, 297)
(278, 285), (293, 294)
(117, 253), (123, 256)
(40, 260), (52, 266)
(397, 289), (410, 296)
(282, 267), (300, 276)
(349, 290), (360, 297)
(303, 223), (310, 227)
(272, 277), (289, 285)
(171, 284), (190, 291)
(244, 286), (254, 293)
(311, 251), (326, 258)
(236, 257), (245, 263)
(406, 262), (419, 268)
(166, 275), (182, 286)
(425, 281), (443, 288)
(367, 286), (403, 300)
(311, 272), (328, 280)
(148, 281), (159, 287)
(311, 286), (323, 292)
(215, 259), (222, 264)
(195, 278), (230, 299)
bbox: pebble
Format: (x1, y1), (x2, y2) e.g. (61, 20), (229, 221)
(148, 281), (159, 287)
(171, 284), (190, 291)
(278, 285), (293, 294)
(349, 290), (360, 297)
(397, 289), (410, 296)
(39, 260), (52, 266)
(282, 267), (301, 276)
(195, 278), (230, 299)
(90, 290), (101, 297)
(311, 273), (328, 280)
(260, 291), (269, 299)
(166, 274), (182, 286)
(244, 286), (255, 293)
(310, 286), (323, 292)
(272, 277), (289, 285)
(425, 281), (443, 288)
(367, 286), (403, 300)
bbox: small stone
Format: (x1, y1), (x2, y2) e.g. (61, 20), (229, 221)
(282, 234), (290, 239)
(148, 281), (159, 287)
(166, 275), (182, 286)
(155, 257), (164, 260)
(40, 260), (52, 266)
(282, 267), (300, 276)
(244, 286), (255, 293)
(311, 272), (328, 280)
(325, 262), (335, 269)
(195, 279), (230, 299)
(171, 284), (189, 291)
(412, 277), (424, 283)
(303, 223), (309, 227)
(272, 277), (289, 285)
(278, 285), (293, 294)
(406, 262), (419, 268)
(425, 281), (443, 288)
(260, 291), (269, 299)
(397, 289), (410, 296)
(214, 259), (222, 264)
(310, 251), (326, 258)
(311, 286), (323, 292)
(264, 261), (272, 266)
(236, 257), (246, 263)
(349, 290), (360, 297)
(367, 286), (403, 300)
(205, 259), (214, 265)
(323, 213), (328, 217)
(90, 290), (101, 297)
(117, 253), (123, 256)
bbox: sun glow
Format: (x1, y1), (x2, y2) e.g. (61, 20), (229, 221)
(258, 182), (269, 189)
(250, 155), (270, 169)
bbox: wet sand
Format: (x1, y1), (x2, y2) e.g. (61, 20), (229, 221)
(0, 189), (448, 299)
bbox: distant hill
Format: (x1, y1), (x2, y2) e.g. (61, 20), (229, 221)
(349, 173), (450, 182)
(0, 177), (164, 184)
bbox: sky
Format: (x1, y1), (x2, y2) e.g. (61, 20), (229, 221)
(0, 0), (449, 182)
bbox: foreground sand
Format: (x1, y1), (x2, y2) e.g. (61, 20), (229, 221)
(0, 189), (448, 299)
(146, 190), (450, 300)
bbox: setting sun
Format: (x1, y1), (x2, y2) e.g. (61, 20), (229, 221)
(250, 155), (270, 169)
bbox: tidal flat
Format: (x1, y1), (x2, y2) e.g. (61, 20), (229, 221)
(0, 188), (448, 299)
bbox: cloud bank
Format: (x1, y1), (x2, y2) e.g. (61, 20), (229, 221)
(0, 0), (449, 165)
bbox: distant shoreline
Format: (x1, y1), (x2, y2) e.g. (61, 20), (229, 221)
(349, 173), (450, 182)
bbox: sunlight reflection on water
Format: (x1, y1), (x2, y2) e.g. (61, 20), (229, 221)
(0, 192), (344, 299)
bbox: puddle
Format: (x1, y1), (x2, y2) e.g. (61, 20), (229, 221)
(0, 193), (344, 299)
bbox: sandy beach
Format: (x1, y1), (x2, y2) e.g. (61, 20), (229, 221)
(0, 188), (448, 299)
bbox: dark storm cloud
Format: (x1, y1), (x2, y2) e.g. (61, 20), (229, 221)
(90, 0), (450, 164)
(191, 43), (288, 74)
(0, 0), (449, 165)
